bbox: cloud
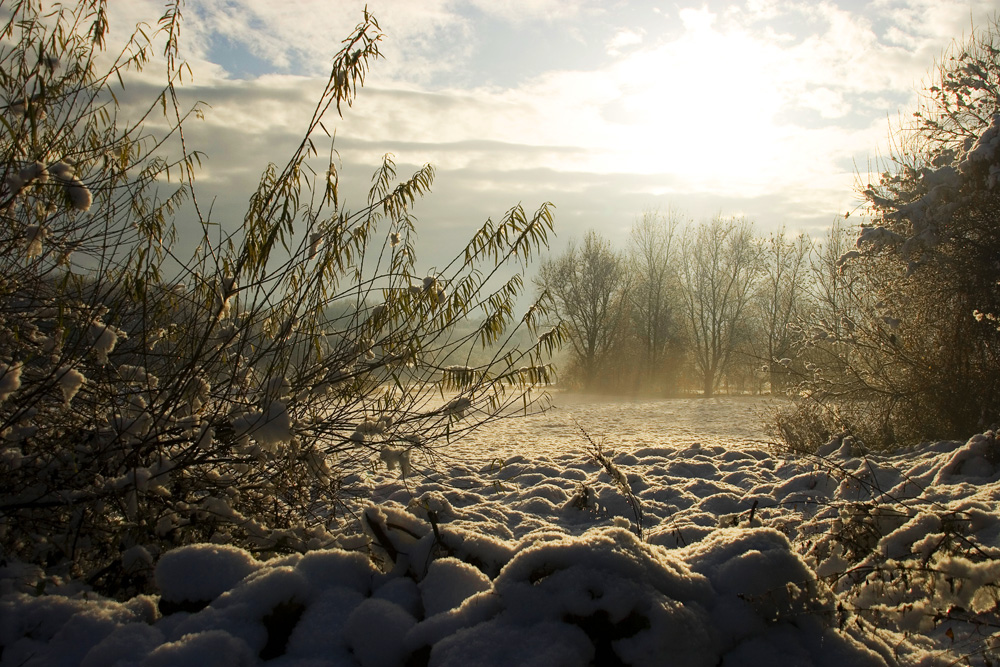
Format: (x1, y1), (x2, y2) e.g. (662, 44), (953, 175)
(466, 0), (596, 23)
(97, 0), (1000, 275)
(106, 0), (474, 84)
(679, 7), (718, 32)
(796, 87), (852, 119)
(606, 28), (644, 56)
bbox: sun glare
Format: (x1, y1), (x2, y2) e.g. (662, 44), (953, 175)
(604, 19), (790, 192)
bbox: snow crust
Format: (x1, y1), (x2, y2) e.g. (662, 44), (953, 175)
(2, 396), (999, 666)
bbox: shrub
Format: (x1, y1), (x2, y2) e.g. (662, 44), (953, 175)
(0, 1), (560, 597)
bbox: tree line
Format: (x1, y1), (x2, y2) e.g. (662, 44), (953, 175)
(536, 211), (818, 398)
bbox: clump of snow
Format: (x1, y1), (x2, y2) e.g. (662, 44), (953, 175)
(183, 375), (211, 412)
(959, 112), (1000, 187)
(420, 557), (491, 617)
(380, 445), (412, 477)
(117, 363), (157, 388)
(232, 401), (293, 451)
(837, 249), (861, 267)
(65, 179), (93, 211)
(49, 160), (93, 211)
(122, 544), (154, 575)
(0, 591), (156, 667)
(856, 225), (903, 251)
(89, 320), (125, 365)
(356, 418), (385, 437)
(933, 430), (1000, 481)
(0, 361), (22, 401)
(24, 223), (46, 259)
(48, 160), (75, 180)
(55, 366), (85, 406)
(489, 526), (718, 666)
(443, 396), (472, 419)
(19, 160), (48, 185)
(79, 623), (165, 667)
(294, 549), (375, 595)
(346, 598), (417, 667)
(141, 630), (256, 667)
(155, 543), (261, 606)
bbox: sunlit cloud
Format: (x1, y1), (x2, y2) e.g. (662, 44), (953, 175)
(606, 28), (644, 56)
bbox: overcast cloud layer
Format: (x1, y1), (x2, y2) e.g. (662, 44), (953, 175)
(108, 0), (999, 266)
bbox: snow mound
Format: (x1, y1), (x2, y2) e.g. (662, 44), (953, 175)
(155, 543), (261, 609)
(1, 525), (889, 667)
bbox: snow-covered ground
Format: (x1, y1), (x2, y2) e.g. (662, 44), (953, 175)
(3, 394), (1000, 666)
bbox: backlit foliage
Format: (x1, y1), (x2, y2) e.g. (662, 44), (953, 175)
(0, 0), (560, 596)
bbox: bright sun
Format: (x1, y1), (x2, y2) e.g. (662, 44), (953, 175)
(605, 19), (790, 192)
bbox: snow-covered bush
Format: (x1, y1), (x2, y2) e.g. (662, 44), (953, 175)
(0, 1), (558, 597)
(779, 17), (1000, 450)
(792, 432), (1000, 665)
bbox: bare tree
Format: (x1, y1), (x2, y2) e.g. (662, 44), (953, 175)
(749, 228), (811, 391)
(679, 216), (761, 397)
(628, 208), (684, 392)
(807, 218), (860, 340)
(538, 230), (630, 389)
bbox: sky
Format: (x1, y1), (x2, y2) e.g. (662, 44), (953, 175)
(107, 0), (999, 270)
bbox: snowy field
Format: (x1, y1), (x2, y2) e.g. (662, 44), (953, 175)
(441, 393), (772, 463)
(3, 394), (1000, 666)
